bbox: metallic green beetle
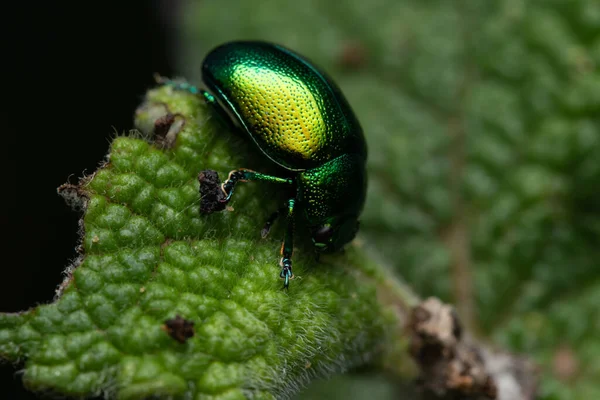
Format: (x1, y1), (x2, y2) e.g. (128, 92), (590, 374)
(159, 41), (367, 288)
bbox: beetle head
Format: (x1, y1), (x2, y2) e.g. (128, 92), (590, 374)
(311, 215), (360, 253)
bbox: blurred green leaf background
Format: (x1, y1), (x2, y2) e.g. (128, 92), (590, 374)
(172, 0), (600, 399)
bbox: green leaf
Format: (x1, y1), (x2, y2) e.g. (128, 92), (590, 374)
(173, 0), (600, 399)
(0, 86), (413, 399)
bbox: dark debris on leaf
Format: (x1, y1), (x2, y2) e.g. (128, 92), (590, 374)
(163, 315), (195, 344)
(57, 182), (91, 212)
(198, 170), (227, 214)
(154, 112), (186, 149)
(154, 112), (175, 139)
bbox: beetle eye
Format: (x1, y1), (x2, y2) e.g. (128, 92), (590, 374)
(313, 225), (334, 243)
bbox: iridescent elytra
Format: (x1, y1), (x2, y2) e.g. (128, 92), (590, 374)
(157, 41), (367, 289)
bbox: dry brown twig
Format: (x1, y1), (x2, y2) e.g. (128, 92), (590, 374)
(408, 298), (539, 400)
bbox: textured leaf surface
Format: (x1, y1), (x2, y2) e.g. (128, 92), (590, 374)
(0, 87), (405, 399)
(175, 0), (600, 399)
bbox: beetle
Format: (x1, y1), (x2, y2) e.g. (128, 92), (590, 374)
(157, 41), (367, 289)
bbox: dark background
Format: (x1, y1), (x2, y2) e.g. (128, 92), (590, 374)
(1, 2), (173, 398)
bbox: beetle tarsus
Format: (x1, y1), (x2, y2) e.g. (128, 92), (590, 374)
(154, 74), (201, 95)
(280, 258), (293, 289)
(221, 170), (248, 201)
(279, 198), (296, 289)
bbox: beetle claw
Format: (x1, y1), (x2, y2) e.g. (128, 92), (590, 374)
(279, 259), (294, 289)
(261, 226), (271, 238)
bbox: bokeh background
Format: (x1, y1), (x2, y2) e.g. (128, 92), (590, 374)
(2, 0), (599, 399)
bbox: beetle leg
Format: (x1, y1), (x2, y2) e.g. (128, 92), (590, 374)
(261, 210), (280, 238)
(153, 74), (234, 125)
(154, 74), (202, 95)
(279, 198), (296, 289)
(220, 169), (293, 202)
(261, 204), (289, 238)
